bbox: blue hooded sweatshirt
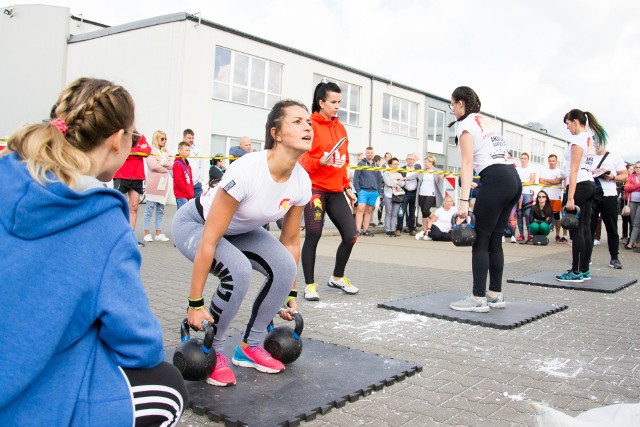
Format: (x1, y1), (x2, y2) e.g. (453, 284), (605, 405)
(0, 152), (165, 426)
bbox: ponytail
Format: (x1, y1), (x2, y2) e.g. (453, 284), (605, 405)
(311, 81), (341, 113)
(563, 109), (608, 149)
(447, 86), (482, 129)
(1, 78), (135, 188)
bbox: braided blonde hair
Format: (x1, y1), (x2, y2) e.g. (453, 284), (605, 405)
(1, 78), (134, 188)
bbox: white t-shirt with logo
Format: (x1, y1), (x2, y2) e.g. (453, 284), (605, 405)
(538, 167), (563, 204)
(592, 151), (626, 197)
(433, 206), (457, 233)
(455, 113), (513, 173)
(199, 150), (311, 235)
(564, 132), (596, 183)
(516, 164), (536, 195)
(419, 173), (436, 196)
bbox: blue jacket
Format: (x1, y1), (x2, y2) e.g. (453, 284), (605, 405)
(353, 159), (382, 193)
(0, 152), (165, 426)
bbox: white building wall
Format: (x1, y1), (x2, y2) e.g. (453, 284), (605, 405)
(0, 4), (69, 138)
(67, 21), (188, 153)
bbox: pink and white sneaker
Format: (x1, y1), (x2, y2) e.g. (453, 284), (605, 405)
(232, 345), (285, 373)
(206, 353), (236, 386)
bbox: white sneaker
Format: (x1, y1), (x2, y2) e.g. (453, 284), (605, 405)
(424, 235), (432, 241)
(415, 231), (425, 240)
(593, 239), (600, 246)
(511, 236), (517, 243)
(328, 277), (359, 294)
(155, 234), (170, 242)
(304, 283), (320, 301)
(143, 234), (153, 242)
(502, 236), (506, 243)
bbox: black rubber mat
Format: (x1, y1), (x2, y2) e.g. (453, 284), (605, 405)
(167, 335), (422, 426)
(507, 271), (637, 293)
(378, 290), (568, 330)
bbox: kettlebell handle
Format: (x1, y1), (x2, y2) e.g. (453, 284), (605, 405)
(451, 211), (476, 228)
(292, 312), (304, 338)
(180, 318), (214, 352)
(562, 206), (581, 217)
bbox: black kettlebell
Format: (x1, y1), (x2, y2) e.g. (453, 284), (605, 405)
(561, 206), (581, 231)
(451, 211), (477, 247)
(173, 318), (216, 381)
(264, 312), (304, 364)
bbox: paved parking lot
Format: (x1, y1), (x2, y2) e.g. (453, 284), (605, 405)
(137, 205), (640, 426)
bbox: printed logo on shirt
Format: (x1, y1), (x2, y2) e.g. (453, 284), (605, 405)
(278, 198), (294, 211)
(223, 180), (236, 192)
(323, 151), (346, 168)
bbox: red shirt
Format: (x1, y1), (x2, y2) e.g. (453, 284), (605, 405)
(113, 135), (151, 180)
(298, 112), (350, 193)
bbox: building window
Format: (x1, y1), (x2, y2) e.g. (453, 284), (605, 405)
(505, 130), (523, 159)
(531, 138), (544, 164)
(382, 94), (418, 137)
(313, 75), (361, 126)
(214, 47), (283, 109)
(427, 108), (445, 143)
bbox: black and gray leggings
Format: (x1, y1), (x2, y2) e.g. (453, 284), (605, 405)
(172, 200), (296, 352)
(122, 361), (188, 426)
(301, 189), (358, 283)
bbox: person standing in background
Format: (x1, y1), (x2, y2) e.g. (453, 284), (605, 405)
(538, 154), (565, 243)
(173, 142), (194, 209)
(183, 129), (205, 198)
(113, 130), (151, 247)
(354, 147), (381, 237)
(590, 147), (627, 269)
(299, 81), (359, 302)
(143, 130), (173, 242)
(515, 152), (536, 242)
(396, 153), (421, 236)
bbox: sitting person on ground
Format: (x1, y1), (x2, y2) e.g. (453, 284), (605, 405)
(529, 190), (553, 237)
(382, 157), (405, 236)
(0, 77), (187, 426)
(424, 196), (458, 241)
(209, 153), (225, 187)
(172, 100), (311, 387)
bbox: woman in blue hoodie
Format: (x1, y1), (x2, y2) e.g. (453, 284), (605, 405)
(0, 78), (187, 426)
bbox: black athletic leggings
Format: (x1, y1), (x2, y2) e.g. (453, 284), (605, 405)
(471, 165), (521, 297)
(122, 361), (188, 426)
(302, 190), (357, 283)
(563, 181), (594, 272)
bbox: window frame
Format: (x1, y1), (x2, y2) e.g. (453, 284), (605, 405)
(213, 46), (283, 109)
(382, 94), (419, 137)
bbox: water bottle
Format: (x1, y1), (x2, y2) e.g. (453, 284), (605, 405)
(399, 206), (404, 216)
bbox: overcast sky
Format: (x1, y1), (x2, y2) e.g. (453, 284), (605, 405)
(18, 0), (640, 161)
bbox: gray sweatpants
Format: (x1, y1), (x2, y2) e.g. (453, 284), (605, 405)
(172, 200), (296, 351)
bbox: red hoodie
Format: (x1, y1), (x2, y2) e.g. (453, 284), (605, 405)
(298, 112), (350, 193)
(113, 135), (151, 180)
(172, 157), (194, 199)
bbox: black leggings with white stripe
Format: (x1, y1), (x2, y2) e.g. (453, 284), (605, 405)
(123, 362), (188, 426)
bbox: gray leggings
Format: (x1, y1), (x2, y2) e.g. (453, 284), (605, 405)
(383, 195), (400, 232)
(172, 200), (296, 352)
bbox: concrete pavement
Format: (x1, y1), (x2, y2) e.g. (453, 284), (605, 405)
(135, 205), (640, 426)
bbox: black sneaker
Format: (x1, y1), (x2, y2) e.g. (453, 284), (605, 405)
(362, 230), (374, 237)
(609, 259), (622, 269)
(137, 241), (145, 248)
(357, 230), (363, 236)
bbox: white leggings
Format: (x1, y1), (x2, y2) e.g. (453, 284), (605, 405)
(171, 200), (296, 351)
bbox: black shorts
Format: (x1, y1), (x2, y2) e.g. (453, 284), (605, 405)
(114, 178), (144, 195)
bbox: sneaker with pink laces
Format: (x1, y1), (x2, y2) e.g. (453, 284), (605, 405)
(232, 345), (285, 373)
(206, 352), (236, 386)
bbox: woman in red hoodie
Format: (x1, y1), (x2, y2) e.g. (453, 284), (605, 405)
(299, 82), (358, 301)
